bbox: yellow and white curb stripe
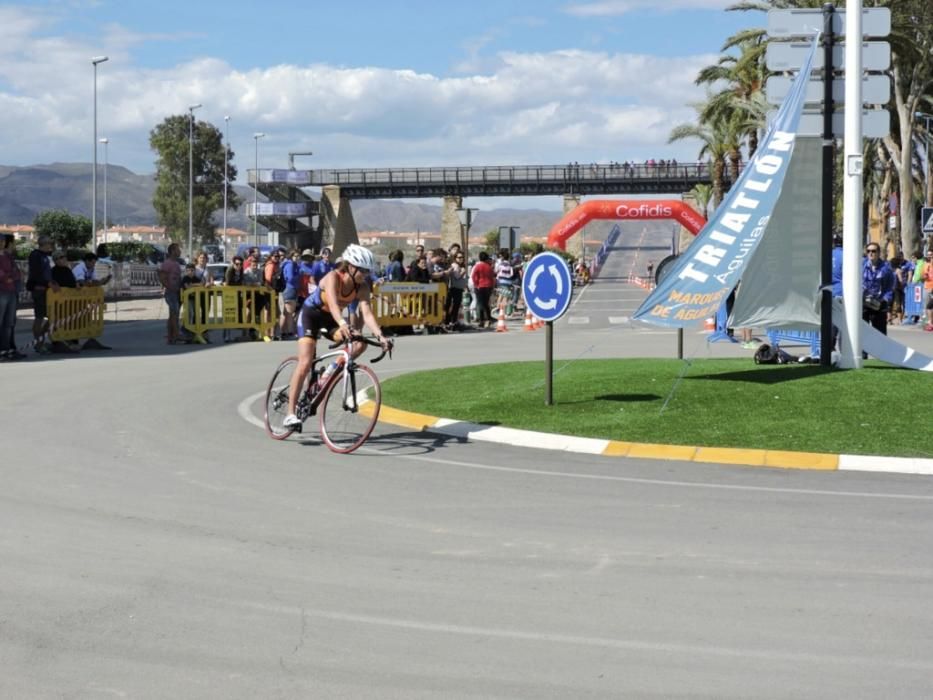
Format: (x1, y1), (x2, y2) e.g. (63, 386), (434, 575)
(377, 405), (933, 475)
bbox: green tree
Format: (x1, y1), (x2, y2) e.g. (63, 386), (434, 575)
(33, 209), (92, 249)
(149, 115), (240, 251)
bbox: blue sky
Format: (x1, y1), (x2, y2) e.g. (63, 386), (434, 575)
(0, 0), (760, 209)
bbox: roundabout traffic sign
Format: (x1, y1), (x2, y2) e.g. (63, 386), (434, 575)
(522, 252), (573, 322)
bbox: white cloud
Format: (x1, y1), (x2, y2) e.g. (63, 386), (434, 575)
(564, 0), (734, 16)
(0, 5), (718, 190)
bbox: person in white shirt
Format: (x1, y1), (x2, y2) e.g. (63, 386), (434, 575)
(72, 252), (112, 349)
(72, 252), (111, 287)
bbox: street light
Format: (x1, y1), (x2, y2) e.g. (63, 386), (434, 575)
(223, 115), (230, 257)
(253, 132), (266, 246)
(916, 112), (933, 208)
(456, 207), (479, 253)
(91, 55), (108, 250)
(187, 103), (202, 258)
(99, 138), (109, 243)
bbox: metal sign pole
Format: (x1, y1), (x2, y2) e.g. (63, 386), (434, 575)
(545, 321), (554, 406)
(820, 4), (836, 367)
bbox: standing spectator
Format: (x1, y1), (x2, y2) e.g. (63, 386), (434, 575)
(49, 251), (81, 353)
(646, 260), (655, 280)
(242, 247), (260, 273)
(384, 250), (406, 282)
(470, 251), (496, 329)
(0, 233), (24, 360)
(193, 251), (213, 287)
(410, 244), (426, 275)
(429, 248), (450, 282)
(494, 248), (515, 315)
(310, 247), (334, 285)
(224, 255), (245, 342)
(279, 248), (299, 339)
(73, 252), (111, 287)
(509, 251), (524, 311)
(446, 250), (468, 329)
(297, 249), (316, 305)
(263, 249), (284, 339)
(51, 251), (77, 288)
(26, 235), (58, 354)
(158, 242), (183, 345)
(862, 243), (894, 337)
(406, 256), (430, 283)
(180, 262), (203, 341)
(923, 250), (933, 331)
(242, 251), (265, 338)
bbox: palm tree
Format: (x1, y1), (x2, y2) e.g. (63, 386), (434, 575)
(696, 36), (769, 160)
(688, 184), (714, 219)
(669, 103), (732, 208)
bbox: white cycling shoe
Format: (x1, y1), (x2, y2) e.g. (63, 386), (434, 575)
(283, 414), (302, 429)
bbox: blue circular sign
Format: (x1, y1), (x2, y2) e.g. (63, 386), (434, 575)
(521, 252), (573, 322)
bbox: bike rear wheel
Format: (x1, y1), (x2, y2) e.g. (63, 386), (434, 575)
(264, 356), (299, 440)
(319, 364), (382, 453)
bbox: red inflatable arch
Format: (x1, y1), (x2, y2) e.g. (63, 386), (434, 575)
(546, 199), (706, 250)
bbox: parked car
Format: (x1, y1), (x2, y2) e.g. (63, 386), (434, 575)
(206, 262), (228, 285)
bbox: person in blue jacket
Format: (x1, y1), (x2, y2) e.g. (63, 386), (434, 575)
(862, 242), (895, 336)
(310, 247), (334, 285)
(279, 249), (300, 338)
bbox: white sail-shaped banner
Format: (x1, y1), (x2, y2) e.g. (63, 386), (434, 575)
(633, 35), (820, 327)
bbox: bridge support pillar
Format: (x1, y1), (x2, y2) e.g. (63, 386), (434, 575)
(320, 185), (359, 256)
(441, 196), (465, 252)
(563, 194), (585, 260)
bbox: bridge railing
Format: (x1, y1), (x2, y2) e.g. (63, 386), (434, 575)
(249, 162), (717, 188)
(313, 163), (713, 185)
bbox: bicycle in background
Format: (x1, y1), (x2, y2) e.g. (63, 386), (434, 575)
(264, 333), (392, 453)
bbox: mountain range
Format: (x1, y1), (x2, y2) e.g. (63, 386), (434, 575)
(0, 162), (630, 241)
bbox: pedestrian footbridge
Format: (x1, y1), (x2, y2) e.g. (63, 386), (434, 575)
(246, 161), (724, 257)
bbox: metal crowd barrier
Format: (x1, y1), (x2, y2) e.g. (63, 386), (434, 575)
(180, 286), (277, 343)
(371, 282), (447, 328)
(47, 287), (105, 342)
(16, 261), (165, 303)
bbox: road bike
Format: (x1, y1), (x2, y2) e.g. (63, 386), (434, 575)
(264, 334), (392, 453)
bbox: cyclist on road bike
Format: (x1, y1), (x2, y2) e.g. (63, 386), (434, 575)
(283, 244), (392, 429)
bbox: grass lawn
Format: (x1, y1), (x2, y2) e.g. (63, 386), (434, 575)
(381, 358), (933, 458)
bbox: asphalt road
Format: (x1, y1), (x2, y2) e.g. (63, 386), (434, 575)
(3, 229), (933, 698)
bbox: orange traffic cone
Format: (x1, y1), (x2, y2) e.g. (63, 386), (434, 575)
(704, 317), (716, 332)
(523, 309), (535, 330)
(496, 306), (508, 332)
(533, 315), (544, 330)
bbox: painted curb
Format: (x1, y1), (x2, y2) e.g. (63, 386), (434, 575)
(378, 404), (933, 475)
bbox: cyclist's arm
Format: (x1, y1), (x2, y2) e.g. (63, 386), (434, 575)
(355, 286), (391, 349)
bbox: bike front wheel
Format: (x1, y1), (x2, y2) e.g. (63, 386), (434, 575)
(264, 356), (299, 440)
(319, 364), (382, 454)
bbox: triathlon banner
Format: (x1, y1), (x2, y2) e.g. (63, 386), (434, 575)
(633, 34), (820, 327)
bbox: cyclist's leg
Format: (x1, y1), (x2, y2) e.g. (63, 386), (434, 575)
(288, 303), (317, 417)
(287, 337), (315, 417)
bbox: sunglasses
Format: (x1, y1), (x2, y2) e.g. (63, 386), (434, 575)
(866, 248), (880, 254)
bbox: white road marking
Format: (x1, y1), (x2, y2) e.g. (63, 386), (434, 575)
(608, 316), (629, 324)
(567, 317), (590, 324)
(239, 601), (933, 669)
